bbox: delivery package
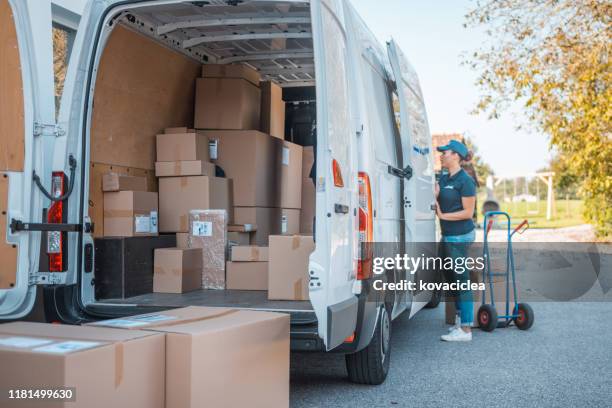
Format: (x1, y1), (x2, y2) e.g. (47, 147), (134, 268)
(155, 160), (216, 177)
(200, 130), (283, 207)
(188, 210), (227, 289)
(194, 77), (260, 130)
(103, 191), (158, 237)
(201, 63), (261, 86)
(102, 173), (147, 192)
(156, 132), (210, 162)
(154, 248), (203, 294)
(260, 80), (285, 139)
(268, 235), (314, 300)
(231, 246), (269, 262)
(88, 306), (289, 408)
(226, 261), (268, 291)
(158, 176), (232, 232)
(279, 140), (303, 209)
(0, 322), (165, 408)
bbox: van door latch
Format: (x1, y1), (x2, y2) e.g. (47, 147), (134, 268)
(33, 122), (65, 137)
(10, 219), (84, 234)
(388, 165), (413, 180)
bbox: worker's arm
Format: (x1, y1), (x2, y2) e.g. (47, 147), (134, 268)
(436, 196), (476, 221)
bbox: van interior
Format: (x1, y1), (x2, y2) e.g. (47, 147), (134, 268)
(86, 1), (318, 322)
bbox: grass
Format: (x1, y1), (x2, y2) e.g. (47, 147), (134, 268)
(479, 199), (585, 229)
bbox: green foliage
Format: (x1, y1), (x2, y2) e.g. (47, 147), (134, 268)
(463, 0), (612, 237)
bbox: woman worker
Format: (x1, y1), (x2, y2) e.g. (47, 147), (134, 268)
(435, 140), (477, 342)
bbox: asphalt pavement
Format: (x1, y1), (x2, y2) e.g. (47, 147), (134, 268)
(290, 302), (612, 408)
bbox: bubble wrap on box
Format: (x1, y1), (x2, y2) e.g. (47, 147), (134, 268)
(188, 209), (228, 290)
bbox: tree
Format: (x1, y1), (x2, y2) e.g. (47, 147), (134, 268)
(463, 0), (611, 237)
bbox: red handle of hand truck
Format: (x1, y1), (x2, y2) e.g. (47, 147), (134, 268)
(513, 219), (529, 235)
(486, 219), (494, 235)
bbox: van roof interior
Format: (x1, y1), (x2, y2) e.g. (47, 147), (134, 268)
(112, 0), (314, 87)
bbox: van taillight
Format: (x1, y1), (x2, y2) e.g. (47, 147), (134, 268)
(47, 172), (66, 272)
(332, 159), (344, 187)
(357, 172), (373, 280)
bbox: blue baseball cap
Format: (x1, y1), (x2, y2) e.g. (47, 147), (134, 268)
(437, 140), (468, 160)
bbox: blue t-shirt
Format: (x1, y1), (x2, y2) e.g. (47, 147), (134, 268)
(437, 169), (476, 236)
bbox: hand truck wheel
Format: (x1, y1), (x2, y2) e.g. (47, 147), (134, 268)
(477, 304), (498, 332)
(513, 303), (534, 330)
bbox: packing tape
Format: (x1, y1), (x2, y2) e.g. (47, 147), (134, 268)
(291, 235), (301, 250)
(114, 343), (124, 388)
(180, 177), (188, 188)
(251, 247), (259, 260)
(103, 209), (133, 218)
(294, 278), (303, 299)
(180, 215), (188, 231)
(174, 162), (181, 174)
(146, 309), (238, 328)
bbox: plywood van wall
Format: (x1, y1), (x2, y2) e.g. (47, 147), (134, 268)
(90, 24), (200, 170)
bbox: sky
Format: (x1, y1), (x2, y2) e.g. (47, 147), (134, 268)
(349, 0), (553, 176)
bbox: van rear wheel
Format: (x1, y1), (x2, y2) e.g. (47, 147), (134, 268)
(345, 307), (391, 385)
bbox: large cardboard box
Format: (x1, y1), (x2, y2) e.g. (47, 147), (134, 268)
(268, 235), (314, 300)
(300, 178), (315, 233)
(231, 246), (269, 262)
(260, 81), (285, 139)
(301, 146), (314, 179)
(201, 63), (261, 86)
(94, 235), (176, 299)
(226, 261), (268, 290)
(0, 322), (165, 408)
(89, 306), (289, 408)
(103, 191), (158, 237)
(194, 78), (261, 130)
(280, 141), (303, 209)
(155, 160), (215, 177)
(154, 248), (202, 293)
(156, 132), (210, 162)
(234, 207), (282, 246)
(188, 210), (227, 290)
(281, 208), (300, 235)
(102, 173), (147, 192)
(158, 176), (233, 232)
(201, 130), (283, 207)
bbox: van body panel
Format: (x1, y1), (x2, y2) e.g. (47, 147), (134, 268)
(0, 0), (56, 318)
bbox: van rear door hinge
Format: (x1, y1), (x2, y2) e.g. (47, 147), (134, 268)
(33, 122), (65, 137)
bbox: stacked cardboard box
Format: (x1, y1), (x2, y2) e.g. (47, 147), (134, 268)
(268, 235), (314, 301)
(153, 248), (202, 294)
(0, 322), (165, 408)
(260, 80), (286, 139)
(155, 129), (233, 232)
(189, 210), (228, 290)
(226, 246), (269, 291)
(87, 306), (290, 408)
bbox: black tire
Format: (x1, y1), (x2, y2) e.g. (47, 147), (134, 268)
(345, 307), (391, 385)
(477, 304), (498, 332)
(424, 288), (442, 309)
(513, 303), (534, 330)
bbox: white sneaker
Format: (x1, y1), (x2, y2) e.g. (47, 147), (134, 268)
(441, 327), (472, 342)
(448, 315), (461, 332)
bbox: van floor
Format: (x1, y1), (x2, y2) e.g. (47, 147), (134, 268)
(97, 289), (313, 313)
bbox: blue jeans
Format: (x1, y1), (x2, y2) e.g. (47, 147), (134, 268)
(442, 230), (476, 325)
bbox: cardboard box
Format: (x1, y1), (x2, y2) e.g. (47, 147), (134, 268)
(0, 322), (165, 408)
(227, 231), (251, 246)
(176, 232), (189, 248)
(103, 191), (158, 237)
(201, 63), (261, 86)
(280, 141), (303, 209)
(94, 235), (176, 299)
(300, 178), (315, 233)
(102, 173), (147, 192)
(201, 130), (283, 207)
(155, 160), (215, 177)
(154, 248), (203, 294)
(89, 306), (289, 408)
(302, 146), (314, 179)
(234, 207), (282, 246)
(156, 132), (210, 162)
(194, 78), (261, 130)
(281, 208), (300, 235)
(188, 210), (227, 289)
(158, 176), (233, 232)
(226, 262), (268, 290)
(231, 246), (269, 262)
(268, 235), (314, 300)
(260, 81), (285, 139)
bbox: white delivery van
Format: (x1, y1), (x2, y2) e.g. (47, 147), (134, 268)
(0, 0), (439, 384)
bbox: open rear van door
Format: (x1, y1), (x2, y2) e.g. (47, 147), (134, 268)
(0, 0), (56, 318)
(387, 39), (436, 317)
(309, 0), (360, 350)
